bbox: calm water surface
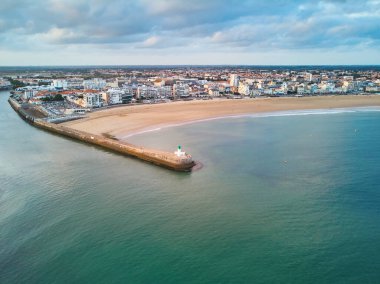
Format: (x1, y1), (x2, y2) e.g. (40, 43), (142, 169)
(1, 91), (380, 283)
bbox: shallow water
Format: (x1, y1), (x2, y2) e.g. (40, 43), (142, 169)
(1, 91), (380, 283)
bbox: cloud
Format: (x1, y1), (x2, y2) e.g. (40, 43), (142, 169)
(37, 28), (83, 44)
(141, 36), (162, 48)
(0, 0), (379, 64)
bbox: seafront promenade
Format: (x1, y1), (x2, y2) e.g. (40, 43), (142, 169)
(8, 97), (195, 172)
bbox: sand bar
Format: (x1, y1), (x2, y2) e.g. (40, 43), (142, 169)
(62, 96), (380, 140)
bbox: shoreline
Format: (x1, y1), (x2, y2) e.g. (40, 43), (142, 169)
(62, 95), (380, 141)
(119, 106), (380, 139)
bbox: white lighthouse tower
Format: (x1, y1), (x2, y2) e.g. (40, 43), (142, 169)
(174, 145), (186, 157)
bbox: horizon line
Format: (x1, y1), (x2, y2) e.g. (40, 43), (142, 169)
(1, 64), (380, 68)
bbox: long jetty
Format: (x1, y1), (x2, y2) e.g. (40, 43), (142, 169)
(9, 97), (196, 172)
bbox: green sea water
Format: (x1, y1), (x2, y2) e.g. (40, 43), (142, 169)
(1, 90), (380, 283)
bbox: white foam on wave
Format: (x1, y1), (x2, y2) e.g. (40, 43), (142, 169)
(121, 106), (380, 139)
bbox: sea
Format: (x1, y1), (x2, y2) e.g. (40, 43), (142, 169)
(1, 90), (380, 283)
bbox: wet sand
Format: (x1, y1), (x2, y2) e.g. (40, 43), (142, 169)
(62, 95), (380, 140)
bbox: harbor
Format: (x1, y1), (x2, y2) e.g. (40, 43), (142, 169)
(8, 96), (196, 172)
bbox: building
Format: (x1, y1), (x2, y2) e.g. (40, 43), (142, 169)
(83, 78), (106, 90)
(173, 83), (189, 98)
(137, 85), (158, 99)
(208, 88), (220, 97)
(106, 88), (124, 105)
(51, 79), (68, 90)
(304, 73), (313, 82)
(23, 89), (37, 100)
(238, 82), (250, 96)
(106, 80), (119, 88)
(67, 78), (84, 89)
(82, 93), (101, 108)
(0, 78), (12, 89)
(154, 79), (165, 87)
(157, 86), (172, 98)
(230, 74), (240, 88)
(296, 84), (305, 94)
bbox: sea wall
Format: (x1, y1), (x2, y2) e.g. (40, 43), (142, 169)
(8, 97), (35, 122)
(9, 97), (195, 172)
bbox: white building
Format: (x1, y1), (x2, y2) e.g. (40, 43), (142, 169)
(23, 89), (37, 100)
(230, 74), (240, 88)
(173, 83), (189, 98)
(208, 88), (220, 97)
(342, 81), (354, 92)
(304, 73), (313, 82)
(157, 86), (172, 98)
(106, 80), (119, 88)
(83, 78), (106, 90)
(67, 78), (84, 89)
(0, 78), (11, 89)
(82, 93), (101, 108)
(321, 82), (336, 93)
(52, 79), (68, 90)
(238, 82), (250, 96)
(107, 88), (124, 105)
(137, 85), (158, 99)
(297, 84), (305, 94)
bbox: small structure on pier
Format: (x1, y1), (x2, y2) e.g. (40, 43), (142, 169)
(175, 145), (186, 157)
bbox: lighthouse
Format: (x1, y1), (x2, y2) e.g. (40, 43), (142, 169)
(175, 145), (186, 157)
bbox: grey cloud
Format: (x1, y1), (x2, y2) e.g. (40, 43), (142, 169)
(0, 0), (379, 52)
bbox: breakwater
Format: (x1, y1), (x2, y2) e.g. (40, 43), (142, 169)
(9, 97), (195, 172)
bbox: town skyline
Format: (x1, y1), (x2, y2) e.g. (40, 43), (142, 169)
(1, 0), (380, 65)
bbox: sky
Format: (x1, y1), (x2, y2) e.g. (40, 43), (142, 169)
(0, 0), (380, 65)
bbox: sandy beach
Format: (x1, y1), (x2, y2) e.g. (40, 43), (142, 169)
(62, 95), (380, 140)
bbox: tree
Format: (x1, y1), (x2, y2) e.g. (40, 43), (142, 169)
(7, 78), (26, 89)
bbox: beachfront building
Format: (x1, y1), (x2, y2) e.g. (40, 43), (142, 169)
(157, 86), (172, 98)
(204, 83), (220, 97)
(106, 88), (124, 105)
(217, 83), (231, 95)
(208, 88), (220, 97)
(365, 85), (380, 93)
(238, 82), (251, 96)
(342, 81), (355, 92)
(123, 85), (137, 98)
(319, 82), (336, 93)
(230, 74), (240, 88)
(296, 84), (306, 95)
(137, 85), (158, 99)
(189, 85), (207, 98)
(309, 84), (319, 94)
(173, 83), (190, 98)
(82, 93), (101, 108)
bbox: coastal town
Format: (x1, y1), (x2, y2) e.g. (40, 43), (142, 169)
(1, 66), (379, 122)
